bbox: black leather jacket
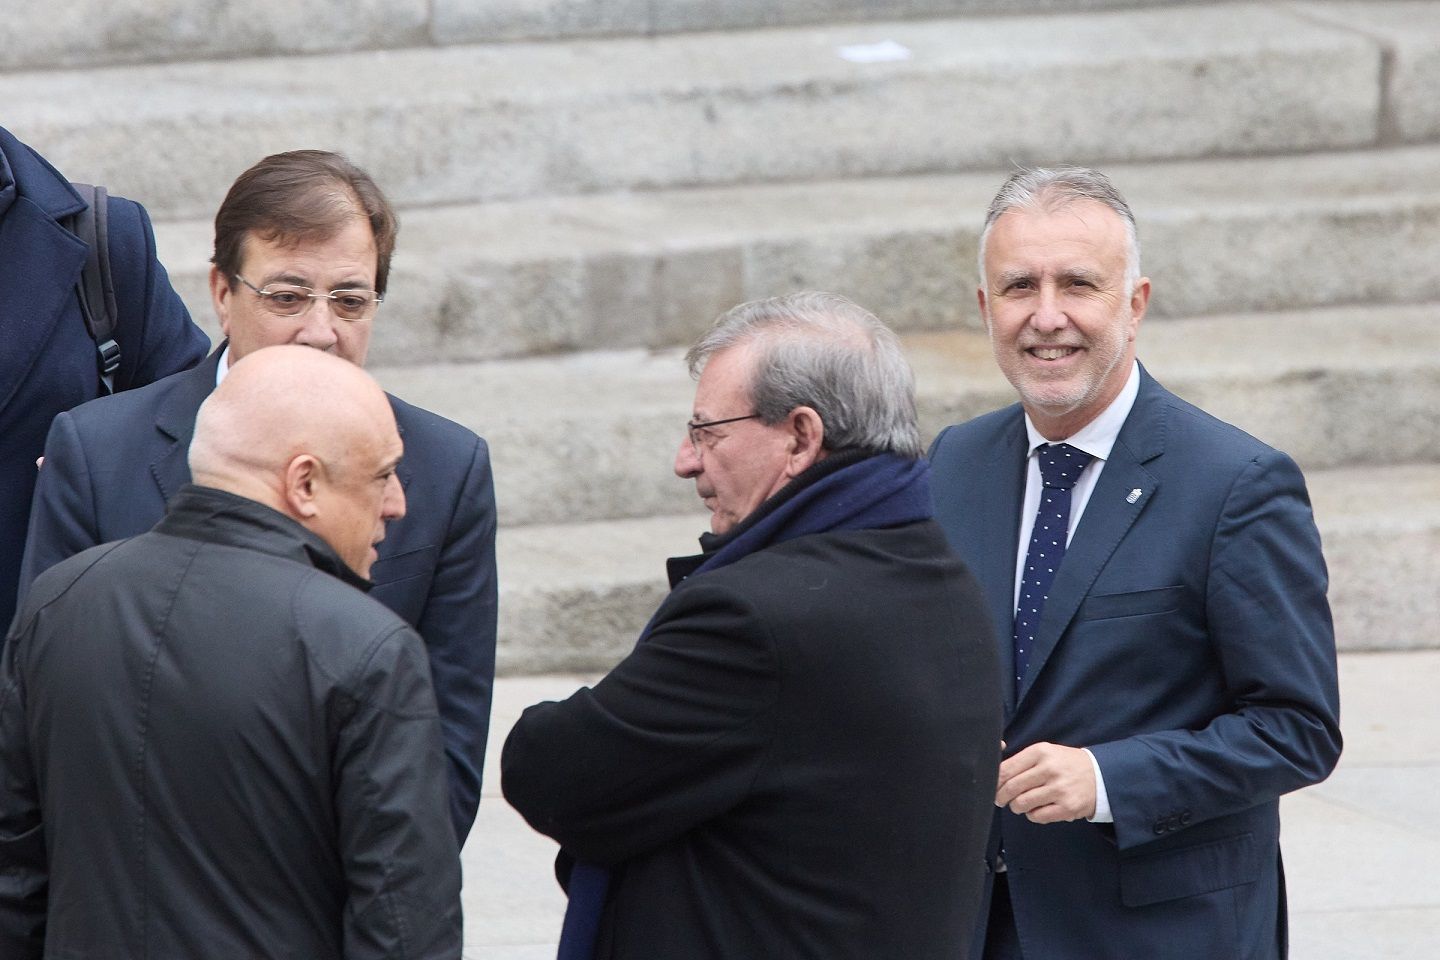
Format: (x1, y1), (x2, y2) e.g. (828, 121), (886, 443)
(0, 484), (461, 959)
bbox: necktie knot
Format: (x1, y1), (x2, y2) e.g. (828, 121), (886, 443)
(1037, 443), (1093, 491)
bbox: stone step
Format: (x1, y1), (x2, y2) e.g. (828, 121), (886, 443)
(493, 462), (1440, 673)
(0, 0), (1212, 71)
(1, 4), (1398, 221)
(156, 144), (1440, 365)
(370, 304), (1440, 528)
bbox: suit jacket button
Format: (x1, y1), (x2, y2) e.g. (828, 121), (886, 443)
(1179, 811), (1192, 826)
(1153, 819), (1167, 835)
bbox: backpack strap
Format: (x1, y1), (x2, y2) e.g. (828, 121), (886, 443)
(66, 183), (122, 394)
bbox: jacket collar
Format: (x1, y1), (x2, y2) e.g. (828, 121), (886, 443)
(0, 126), (87, 221)
(0, 129), (91, 413)
(155, 483), (372, 591)
(667, 449), (876, 584)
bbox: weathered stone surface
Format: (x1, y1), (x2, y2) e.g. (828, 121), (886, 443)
(495, 516), (701, 673)
(434, 0), (1206, 43)
(0, 0), (427, 71)
(1307, 464), (1440, 652)
(1292, 1), (1440, 142)
(0, 0), (1216, 69)
(153, 146), (1440, 363)
(1, 6), (1380, 219)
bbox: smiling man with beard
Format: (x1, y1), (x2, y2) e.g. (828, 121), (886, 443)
(927, 166), (1341, 960)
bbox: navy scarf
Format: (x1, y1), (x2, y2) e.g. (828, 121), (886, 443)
(556, 451), (934, 960)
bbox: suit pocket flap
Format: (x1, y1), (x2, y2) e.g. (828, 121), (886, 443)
(1078, 585), (1183, 622)
(1120, 832), (1258, 907)
(370, 545), (437, 586)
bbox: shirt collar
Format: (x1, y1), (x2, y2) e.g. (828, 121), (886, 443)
(1022, 360), (1140, 462)
(215, 342), (231, 387)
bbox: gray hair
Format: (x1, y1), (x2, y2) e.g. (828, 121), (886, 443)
(684, 292), (922, 458)
(977, 165), (1142, 295)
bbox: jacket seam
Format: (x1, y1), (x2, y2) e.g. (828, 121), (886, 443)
(133, 535), (204, 957)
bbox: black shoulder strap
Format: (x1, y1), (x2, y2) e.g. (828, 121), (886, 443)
(66, 183), (122, 394)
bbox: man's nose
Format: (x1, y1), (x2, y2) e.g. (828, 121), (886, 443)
(295, 301), (341, 350)
(383, 471), (406, 521)
(674, 437), (701, 479)
(1030, 286), (1069, 333)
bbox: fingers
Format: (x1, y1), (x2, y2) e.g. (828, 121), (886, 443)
(994, 742), (1096, 823)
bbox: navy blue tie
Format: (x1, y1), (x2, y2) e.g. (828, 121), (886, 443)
(1013, 443), (1093, 696)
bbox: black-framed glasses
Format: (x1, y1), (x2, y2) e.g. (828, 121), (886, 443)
(235, 274), (383, 322)
(686, 414), (760, 452)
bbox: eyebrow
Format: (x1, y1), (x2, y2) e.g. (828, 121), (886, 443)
(993, 268), (1034, 288)
(259, 272), (312, 287)
(260, 272), (373, 290)
(993, 267), (1108, 287)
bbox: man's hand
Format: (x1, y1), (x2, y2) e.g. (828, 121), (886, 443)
(995, 742), (1096, 823)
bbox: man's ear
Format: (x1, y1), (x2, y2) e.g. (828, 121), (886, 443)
(282, 454), (324, 519)
(784, 406), (826, 478)
(1127, 276), (1151, 342)
(210, 265), (235, 340)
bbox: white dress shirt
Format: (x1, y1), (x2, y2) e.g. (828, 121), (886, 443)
(1012, 361), (1140, 823)
(215, 343), (230, 386)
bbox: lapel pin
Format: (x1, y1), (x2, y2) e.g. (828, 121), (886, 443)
(1126, 488), (1142, 504)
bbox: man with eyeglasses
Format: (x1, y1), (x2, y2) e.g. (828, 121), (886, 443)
(19, 150), (498, 848)
(503, 293), (1001, 960)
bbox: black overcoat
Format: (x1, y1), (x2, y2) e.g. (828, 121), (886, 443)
(504, 518), (1001, 960)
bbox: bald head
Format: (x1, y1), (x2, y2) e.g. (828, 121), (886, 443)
(190, 345), (405, 578)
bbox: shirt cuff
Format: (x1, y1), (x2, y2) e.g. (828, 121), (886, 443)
(1084, 747), (1113, 823)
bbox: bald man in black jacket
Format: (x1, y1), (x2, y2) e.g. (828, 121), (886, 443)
(0, 347), (460, 959)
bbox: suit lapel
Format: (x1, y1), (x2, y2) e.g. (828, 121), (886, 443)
(390, 397), (415, 496)
(0, 191), (87, 413)
(1015, 370), (1168, 707)
(150, 350), (224, 502)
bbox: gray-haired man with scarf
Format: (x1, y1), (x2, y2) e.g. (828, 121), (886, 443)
(503, 292), (1002, 960)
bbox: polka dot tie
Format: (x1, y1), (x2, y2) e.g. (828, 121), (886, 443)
(1013, 442), (1094, 697)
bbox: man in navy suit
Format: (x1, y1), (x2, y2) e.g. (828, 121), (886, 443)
(0, 124), (208, 633)
(927, 166), (1341, 960)
(20, 150), (497, 846)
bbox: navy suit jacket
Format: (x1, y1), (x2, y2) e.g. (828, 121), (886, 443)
(0, 125), (207, 632)
(928, 366), (1341, 960)
(19, 348), (498, 844)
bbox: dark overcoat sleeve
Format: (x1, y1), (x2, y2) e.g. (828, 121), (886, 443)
(501, 577), (779, 866)
(333, 622), (463, 959)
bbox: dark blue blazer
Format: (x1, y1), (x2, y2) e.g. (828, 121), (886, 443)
(19, 348), (498, 844)
(928, 367), (1341, 960)
(0, 125), (207, 632)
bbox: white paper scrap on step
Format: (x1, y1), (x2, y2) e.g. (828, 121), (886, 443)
(836, 40), (913, 64)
